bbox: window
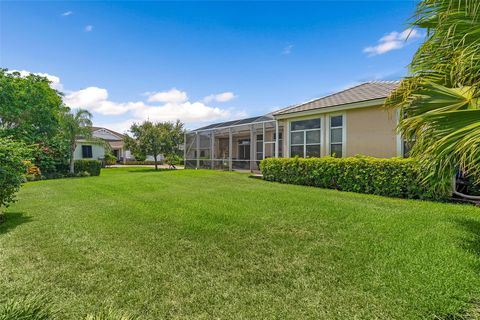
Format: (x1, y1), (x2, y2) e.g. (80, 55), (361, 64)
(256, 135), (263, 160)
(291, 119), (320, 131)
(82, 145), (93, 158)
(329, 115), (343, 157)
(273, 132), (283, 157)
(290, 118), (321, 158)
(238, 139), (250, 160)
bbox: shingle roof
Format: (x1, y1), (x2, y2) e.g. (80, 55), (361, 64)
(274, 81), (400, 116)
(193, 114), (274, 131)
(91, 126), (126, 139)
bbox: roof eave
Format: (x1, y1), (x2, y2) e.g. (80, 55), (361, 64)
(273, 98), (387, 120)
(187, 118), (277, 134)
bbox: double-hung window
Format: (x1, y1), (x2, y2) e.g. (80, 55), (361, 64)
(329, 115), (343, 157)
(256, 134), (263, 160)
(290, 118), (321, 158)
(82, 145), (93, 158)
(273, 132), (283, 157)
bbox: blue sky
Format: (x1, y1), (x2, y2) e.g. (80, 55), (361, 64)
(0, 1), (421, 131)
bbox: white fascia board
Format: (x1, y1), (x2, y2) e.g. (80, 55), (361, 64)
(273, 98), (386, 120)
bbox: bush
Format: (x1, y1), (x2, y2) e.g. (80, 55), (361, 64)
(0, 137), (32, 212)
(165, 154), (182, 167)
(132, 152), (146, 162)
(76, 171), (91, 177)
(32, 137), (70, 177)
(260, 156), (444, 200)
(74, 160), (102, 176)
(25, 162), (41, 177)
(104, 153), (117, 165)
(124, 160), (162, 166)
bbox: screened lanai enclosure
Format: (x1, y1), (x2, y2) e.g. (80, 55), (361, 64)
(184, 115), (284, 172)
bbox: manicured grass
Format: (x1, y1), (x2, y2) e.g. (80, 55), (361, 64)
(1, 168), (480, 319)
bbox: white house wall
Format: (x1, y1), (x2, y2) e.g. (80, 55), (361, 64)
(73, 143), (106, 160)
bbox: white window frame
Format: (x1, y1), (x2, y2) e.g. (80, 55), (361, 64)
(256, 133), (264, 160)
(326, 112), (346, 157)
(396, 108), (403, 157)
(289, 117), (322, 158)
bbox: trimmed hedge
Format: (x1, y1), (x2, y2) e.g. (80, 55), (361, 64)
(124, 160), (163, 166)
(260, 156), (444, 200)
(74, 160), (102, 176)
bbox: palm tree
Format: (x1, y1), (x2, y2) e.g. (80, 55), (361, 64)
(62, 109), (93, 174)
(386, 0), (480, 195)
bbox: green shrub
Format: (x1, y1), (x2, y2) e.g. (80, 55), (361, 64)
(132, 152), (146, 162)
(74, 160), (102, 176)
(124, 160), (162, 166)
(76, 171), (91, 177)
(0, 137), (32, 212)
(260, 156), (444, 200)
(165, 154), (181, 167)
(104, 153), (117, 165)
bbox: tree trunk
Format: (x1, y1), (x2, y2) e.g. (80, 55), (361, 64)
(69, 144), (75, 174)
(154, 155), (158, 170)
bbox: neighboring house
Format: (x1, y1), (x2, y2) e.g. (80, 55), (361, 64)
(184, 81), (407, 171)
(74, 139), (106, 161)
(74, 127), (133, 163)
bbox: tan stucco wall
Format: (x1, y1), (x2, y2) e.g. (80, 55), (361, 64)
(345, 106), (398, 158)
(278, 105), (398, 158)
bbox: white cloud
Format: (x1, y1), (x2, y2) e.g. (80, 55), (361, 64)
(62, 11), (73, 16)
(64, 85), (243, 127)
(146, 88), (188, 103)
(85, 25), (94, 32)
(363, 28), (421, 56)
(203, 92), (236, 103)
(9, 70), (63, 91)
(15, 70), (243, 130)
(64, 87), (143, 115)
(282, 44), (294, 55)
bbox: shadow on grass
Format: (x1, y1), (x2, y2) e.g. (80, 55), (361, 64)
(456, 218), (480, 262)
(0, 212), (32, 235)
(126, 168), (180, 173)
(433, 218), (480, 319)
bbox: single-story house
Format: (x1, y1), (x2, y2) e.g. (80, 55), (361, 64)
(74, 127), (133, 162)
(74, 139), (106, 161)
(184, 81), (407, 171)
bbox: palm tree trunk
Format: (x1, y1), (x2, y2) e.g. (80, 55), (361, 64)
(69, 143), (75, 174)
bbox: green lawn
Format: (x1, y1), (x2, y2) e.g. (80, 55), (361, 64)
(1, 168), (480, 319)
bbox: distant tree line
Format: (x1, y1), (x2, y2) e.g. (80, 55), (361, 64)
(0, 68), (185, 217)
